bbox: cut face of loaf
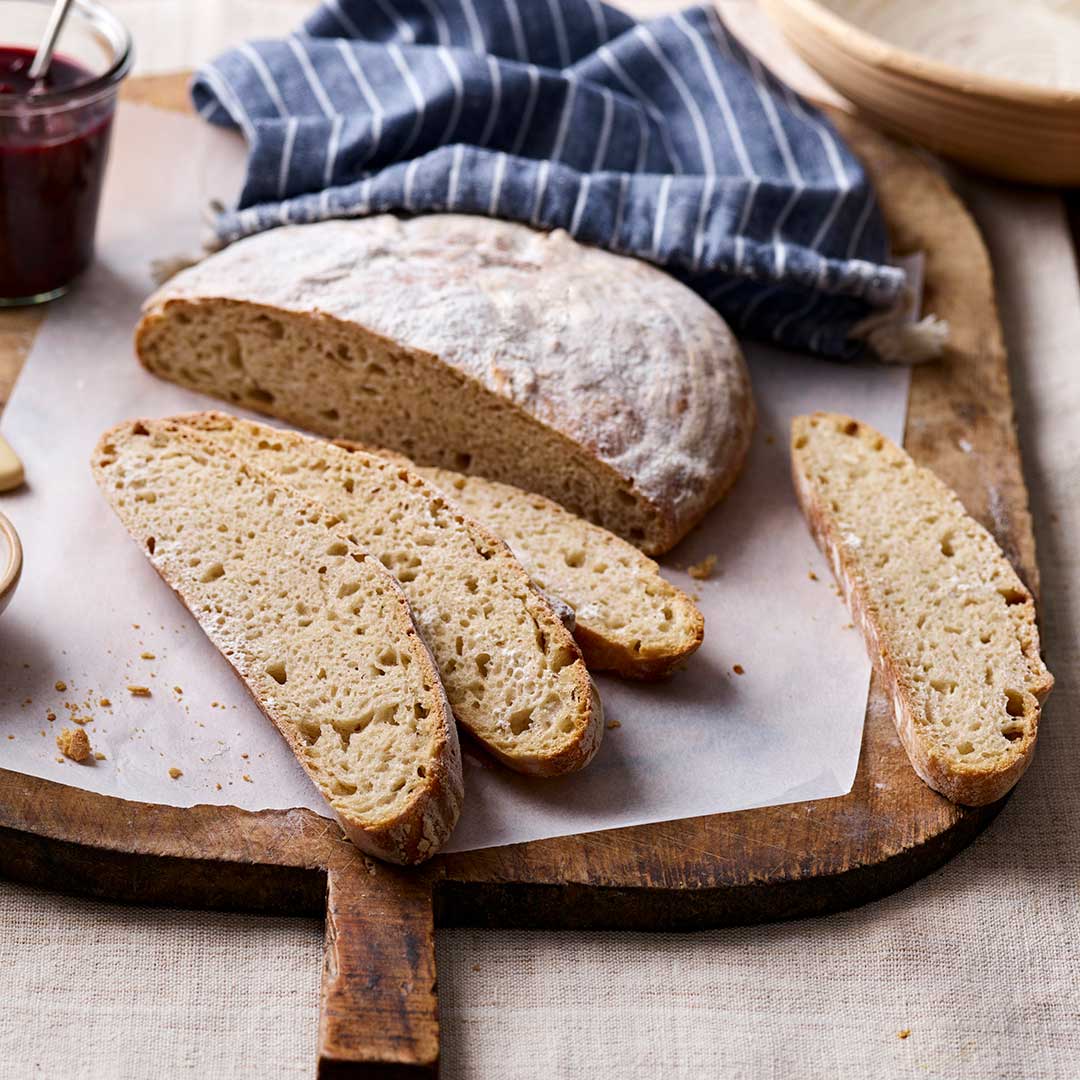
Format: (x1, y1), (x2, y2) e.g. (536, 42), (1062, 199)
(366, 448), (704, 680)
(91, 419), (463, 864)
(136, 215), (755, 555)
(791, 412), (1053, 806)
(175, 412), (603, 776)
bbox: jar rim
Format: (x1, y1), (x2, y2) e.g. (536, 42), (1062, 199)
(0, 0), (133, 113)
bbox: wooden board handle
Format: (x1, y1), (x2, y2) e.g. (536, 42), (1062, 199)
(318, 856), (440, 1079)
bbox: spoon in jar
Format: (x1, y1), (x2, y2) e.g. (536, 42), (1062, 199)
(27, 0), (77, 83)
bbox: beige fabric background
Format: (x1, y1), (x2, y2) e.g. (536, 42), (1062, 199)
(2, 3), (1078, 1077)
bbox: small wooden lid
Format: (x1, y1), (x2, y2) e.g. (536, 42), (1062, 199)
(0, 512), (22, 616)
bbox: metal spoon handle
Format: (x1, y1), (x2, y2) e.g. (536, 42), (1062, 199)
(28, 0), (77, 81)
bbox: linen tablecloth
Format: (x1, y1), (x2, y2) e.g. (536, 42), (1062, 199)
(1, 4), (1077, 1077)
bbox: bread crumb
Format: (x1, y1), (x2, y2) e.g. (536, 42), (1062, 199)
(140, 652), (156, 660)
(606, 719), (621, 730)
(215, 783), (222, 791)
(173, 686), (184, 695)
(688, 554), (718, 581)
(242, 774), (252, 783)
(240, 753), (249, 759)
(56, 727), (91, 763)
(127, 685), (152, 697)
(71, 715), (91, 725)
(733, 664), (745, 675)
(54, 680), (66, 692)
(765, 434), (776, 445)
(168, 766), (183, 779)
(808, 571), (818, 581)
(93, 751), (107, 761)
(897, 1029), (911, 1040)
(56, 756), (64, 763)
(99, 698), (112, 708)
(471, 963), (481, 972)
(46, 711), (56, 722)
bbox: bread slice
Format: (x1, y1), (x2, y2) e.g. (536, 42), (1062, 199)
(135, 214), (754, 555)
(175, 412), (603, 776)
(791, 412), (1053, 806)
(92, 418), (463, 864)
(365, 449), (704, 680)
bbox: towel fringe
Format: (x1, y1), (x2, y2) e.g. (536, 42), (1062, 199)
(852, 300), (950, 365)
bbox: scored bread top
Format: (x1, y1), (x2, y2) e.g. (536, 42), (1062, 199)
(375, 456), (704, 680)
(175, 412), (603, 776)
(140, 215), (754, 553)
(791, 412), (1053, 806)
(92, 418), (463, 864)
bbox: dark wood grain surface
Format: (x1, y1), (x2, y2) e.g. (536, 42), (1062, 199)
(0, 75), (1041, 1076)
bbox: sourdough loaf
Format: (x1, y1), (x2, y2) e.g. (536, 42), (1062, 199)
(791, 412), (1053, 805)
(92, 418), (463, 864)
(176, 412), (602, 776)
(365, 447), (704, 680)
(136, 215), (754, 555)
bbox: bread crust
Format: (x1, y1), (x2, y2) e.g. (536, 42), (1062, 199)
(92, 418), (464, 864)
(136, 215), (755, 555)
(791, 412), (1053, 807)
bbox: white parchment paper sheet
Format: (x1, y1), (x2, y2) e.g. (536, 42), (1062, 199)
(0, 104), (911, 852)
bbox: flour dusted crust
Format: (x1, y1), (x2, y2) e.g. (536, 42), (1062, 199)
(137, 215), (754, 554)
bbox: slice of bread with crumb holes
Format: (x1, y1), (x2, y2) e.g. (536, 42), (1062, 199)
(176, 412), (603, 776)
(365, 449), (704, 680)
(92, 418), (463, 864)
(791, 412), (1053, 806)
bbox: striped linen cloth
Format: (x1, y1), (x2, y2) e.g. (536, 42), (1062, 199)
(191, 0), (910, 359)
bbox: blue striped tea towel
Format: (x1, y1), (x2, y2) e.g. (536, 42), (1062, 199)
(191, 0), (937, 361)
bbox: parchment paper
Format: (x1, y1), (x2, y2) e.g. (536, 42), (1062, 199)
(0, 104), (911, 852)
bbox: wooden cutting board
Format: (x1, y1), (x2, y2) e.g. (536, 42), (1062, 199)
(0, 75), (1042, 1078)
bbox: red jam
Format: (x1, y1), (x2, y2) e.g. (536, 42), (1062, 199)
(0, 46), (115, 301)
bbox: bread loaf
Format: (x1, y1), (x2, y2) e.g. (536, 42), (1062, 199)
(791, 412), (1053, 805)
(369, 451), (704, 680)
(175, 412), (603, 776)
(92, 418), (463, 864)
(136, 215), (754, 555)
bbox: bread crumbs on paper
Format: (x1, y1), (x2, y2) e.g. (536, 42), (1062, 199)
(56, 727), (91, 763)
(127, 685), (152, 697)
(242, 774), (252, 783)
(140, 652), (156, 660)
(897, 1029), (911, 1040)
(72, 715), (91, 726)
(46, 711), (56, 722)
(99, 698), (111, 708)
(606, 719), (621, 730)
(808, 571), (819, 581)
(168, 767), (183, 779)
(54, 681), (66, 692)
(688, 554), (718, 580)
(94, 751), (106, 761)
(733, 664), (745, 675)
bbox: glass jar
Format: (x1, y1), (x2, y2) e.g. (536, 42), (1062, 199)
(0, 0), (132, 305)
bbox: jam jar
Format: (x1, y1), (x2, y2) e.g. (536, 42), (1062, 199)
(0, 0), (132, 304)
